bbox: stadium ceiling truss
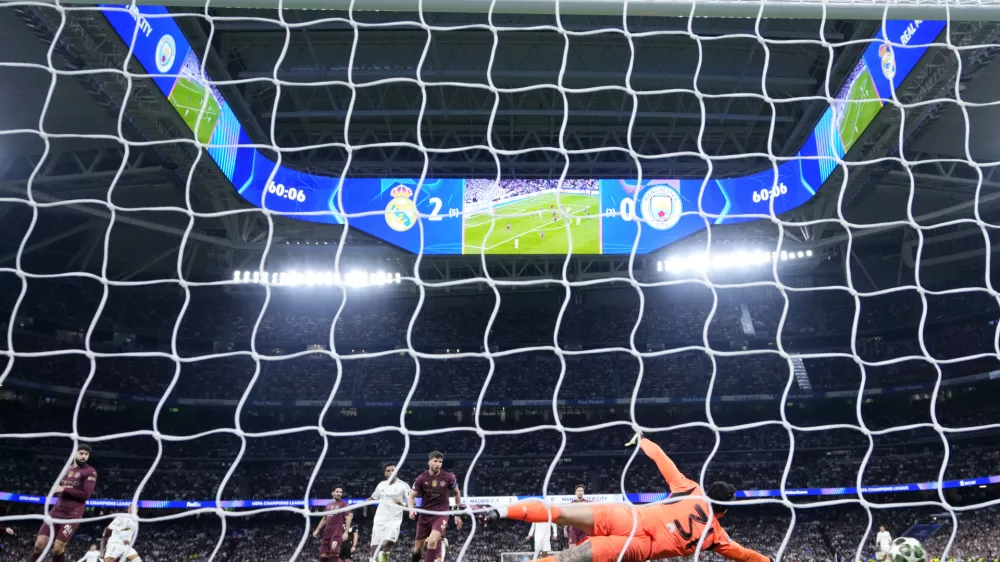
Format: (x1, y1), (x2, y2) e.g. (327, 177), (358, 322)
(194, 14), (875, 178)
(3, 6), (1000, 284)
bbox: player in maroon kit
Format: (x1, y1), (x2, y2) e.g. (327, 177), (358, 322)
(29, 443), (97, 562)
(408, 451), (463, 562)
(313, 486), (353, 561)
(564, 484), (589, 549)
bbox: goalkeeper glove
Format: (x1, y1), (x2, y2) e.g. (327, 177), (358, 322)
(624, 431), (642, 448)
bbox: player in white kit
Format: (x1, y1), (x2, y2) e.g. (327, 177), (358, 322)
(369, 462), (411, 562)
(875, 525), (892, 561)
(76, 544), (102, 562)
(101, 506), (142, 562)
(525, 521), (558, 555)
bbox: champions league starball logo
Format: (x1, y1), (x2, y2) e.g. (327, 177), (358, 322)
(384, 184), (418, 232)
(155, 34), (176, 73)
(879, 43), (896, 80)
(639, 183), (683, 230)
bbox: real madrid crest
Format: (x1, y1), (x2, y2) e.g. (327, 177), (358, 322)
(639, 184), (682, 231)
(385, 184), (418, 232)
(878, 43), (896, 80)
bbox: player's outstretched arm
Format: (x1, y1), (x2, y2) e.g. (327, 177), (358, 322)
(713, 539), (772, 562)
(625, 432), (696, 493)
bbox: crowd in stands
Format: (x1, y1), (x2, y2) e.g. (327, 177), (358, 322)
(463, 179), (600, 205)
(3, 277), (999, 407)
(2, 275), (1000, 560)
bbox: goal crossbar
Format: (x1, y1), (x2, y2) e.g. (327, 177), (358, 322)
(32, 0), (1000, 21)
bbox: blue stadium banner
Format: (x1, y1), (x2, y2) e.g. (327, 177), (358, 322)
(2, 474), (996, 509)
(97, 5), (945, 256)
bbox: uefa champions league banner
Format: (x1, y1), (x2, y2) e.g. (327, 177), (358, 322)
(98, 5), (944, 255)
(3, 474), (997, 509)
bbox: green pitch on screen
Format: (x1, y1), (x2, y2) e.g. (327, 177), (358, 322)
(839, 66), (883, 152)
(463, 193), (601, 254)
(168, 77), (221, 145)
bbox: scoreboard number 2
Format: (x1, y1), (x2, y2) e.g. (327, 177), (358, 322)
(427, 197), (459, 220)
(428, 197), (444, 220)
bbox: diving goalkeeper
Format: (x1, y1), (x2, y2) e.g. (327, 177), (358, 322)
(480, 433), (771, 562)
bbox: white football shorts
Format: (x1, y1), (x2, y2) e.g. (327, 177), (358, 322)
(370, 519), (402, 545)
(104, 542), (139, 561)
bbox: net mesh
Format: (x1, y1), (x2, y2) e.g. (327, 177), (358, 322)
(1, 1), (999, 562)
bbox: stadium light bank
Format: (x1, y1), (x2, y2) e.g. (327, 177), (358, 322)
(231, 270), (403, 288)
(656, 249), (814, 274)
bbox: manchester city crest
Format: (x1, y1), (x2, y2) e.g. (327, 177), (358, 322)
(155, 34), (177, 73)
(639, 184), (682, 230)
(384, 184), (418, 232)
(431, 479), (438, 487)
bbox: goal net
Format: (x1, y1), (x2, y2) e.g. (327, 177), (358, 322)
(1, 0), (1000, 561)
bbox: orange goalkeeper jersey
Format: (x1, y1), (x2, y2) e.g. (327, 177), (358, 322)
(636, 438), (769, 562)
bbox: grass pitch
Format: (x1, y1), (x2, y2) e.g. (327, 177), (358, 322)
(463, 193), (600, 254)
(168, 77), (221, 145)
(838, 66), (883, 152)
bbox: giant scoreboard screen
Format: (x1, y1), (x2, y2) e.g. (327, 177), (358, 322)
(101, 6), (942, 255)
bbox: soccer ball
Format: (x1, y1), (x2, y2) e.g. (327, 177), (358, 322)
(888, 537), (926, 562)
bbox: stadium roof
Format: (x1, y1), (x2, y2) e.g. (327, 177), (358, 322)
(0, 4), (998, 284)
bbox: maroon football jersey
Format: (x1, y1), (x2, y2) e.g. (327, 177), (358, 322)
(53, 464), (97, 518)
(413, 470), (457, 512)
(323, 500), (349, 537)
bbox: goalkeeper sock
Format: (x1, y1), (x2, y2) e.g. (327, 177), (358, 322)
(501, 502), (562, 523)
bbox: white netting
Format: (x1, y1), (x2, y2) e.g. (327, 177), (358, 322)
(1, 1), (1000, 562)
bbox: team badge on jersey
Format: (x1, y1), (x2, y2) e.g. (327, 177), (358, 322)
(640, 184), (682, 230)
(431, 480), (438, 487)
(385, 184), (418, 232)
(155, 34), (177, 73)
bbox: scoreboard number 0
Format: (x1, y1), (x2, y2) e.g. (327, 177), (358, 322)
(604, 199), (636, 221)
